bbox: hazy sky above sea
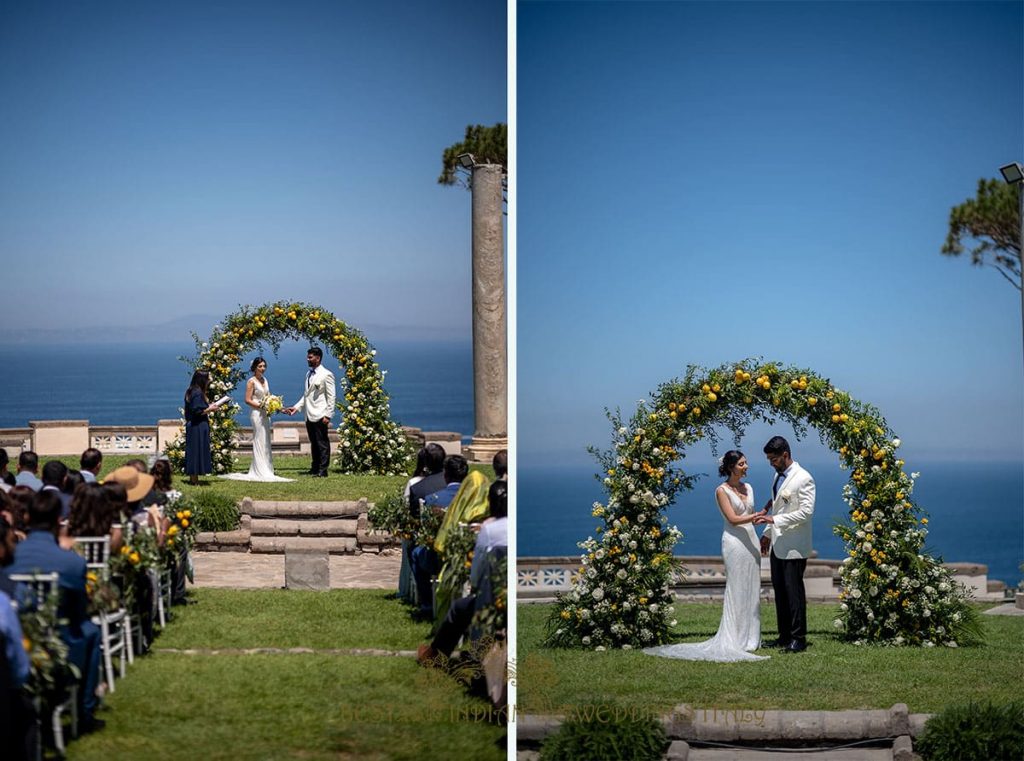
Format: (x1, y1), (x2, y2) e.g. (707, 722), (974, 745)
(518, 1), (1024, 464)
(0, 0), (505, 343)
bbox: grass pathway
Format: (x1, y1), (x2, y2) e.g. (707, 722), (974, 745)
(68, 589), (505, 761)
(517, 601), (1024, 715)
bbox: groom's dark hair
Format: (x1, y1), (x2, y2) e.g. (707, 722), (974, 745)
(307, 347), (323, 359)
(763, 436), (791, 456)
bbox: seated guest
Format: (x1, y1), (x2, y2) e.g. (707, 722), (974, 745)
(492, 449), (507, 480)
(422, 455), (469, 512)
(60, 483), (120, 551)
(5, 491), (104, 733)
(411, 455), (469, 620)
(407, 444), (447, 519)
(0, 516), (34, 761)
(418, 480), (508, 666)
(431, 469), (492, 620)
(13, 453), (42, 492)
(63, 469), (84, 499)
(126, 459), (169, 511)
(0, 493), (14, 542)
(146, 460), (189, 605)
(4, 488), (34, 541)
(398, 447), (433, 604)
(101, 471), (159, 648)
(104, 466), (162, 538)
(0, 450), (15, 490)
(148, 460), (175, 499)
(40, 461), (71, 519)
(79, 448), (103, 484)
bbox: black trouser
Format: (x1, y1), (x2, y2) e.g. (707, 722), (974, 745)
(431, 595), (477, 656)
(770, 552), (807, 645)
(306, 419), (330, 475)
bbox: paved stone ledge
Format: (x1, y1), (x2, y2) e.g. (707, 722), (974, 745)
(196, 529), (251, 551)
(250, 536), (358, 554)
(250, 518), (359, 536)
(242, 497), (368, 518)
(517, 704), (933, 743)
(154, 647), (416, 657)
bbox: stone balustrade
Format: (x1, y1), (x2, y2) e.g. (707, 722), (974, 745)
(517, 555), (999, 602)
(0, 419), (466, 459)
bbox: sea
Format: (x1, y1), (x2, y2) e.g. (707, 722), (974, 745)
(1, 341), (1021, 586)
(0, 340), (474, 438)
(518, 460), (1024, 587)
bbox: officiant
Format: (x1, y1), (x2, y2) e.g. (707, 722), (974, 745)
(184, 370), (217, 485)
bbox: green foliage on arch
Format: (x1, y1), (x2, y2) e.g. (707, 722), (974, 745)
(544, 360), (980, 651)
(166, 301), (411, 476)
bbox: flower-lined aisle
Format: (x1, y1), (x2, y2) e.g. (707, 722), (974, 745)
(368, 481), (507, 706)
(545, 360), (979, 650)
(165, 301), (411, 476)
(17, 491), (202, 754)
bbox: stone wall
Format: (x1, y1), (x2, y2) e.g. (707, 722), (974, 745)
(0, 420), (466, 459)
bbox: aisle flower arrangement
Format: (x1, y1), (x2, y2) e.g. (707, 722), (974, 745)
(545, 359), (979, 649)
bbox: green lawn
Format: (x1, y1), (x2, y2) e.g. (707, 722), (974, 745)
(47, 454), (494, 504)
(516, 602), (1024, 715)
(68, 589), (505, 760)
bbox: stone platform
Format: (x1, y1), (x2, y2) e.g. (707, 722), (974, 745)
(191, 550), (401, 590)
(196, 498), (399, 556)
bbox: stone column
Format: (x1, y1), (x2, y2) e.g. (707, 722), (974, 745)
(465, 163), (507, 464)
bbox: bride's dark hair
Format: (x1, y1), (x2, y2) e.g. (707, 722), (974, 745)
(250, 356), (266, 372)
(719, 450), (744, 478)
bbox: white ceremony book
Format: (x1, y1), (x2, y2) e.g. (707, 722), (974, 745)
(209, 395), (232, 409)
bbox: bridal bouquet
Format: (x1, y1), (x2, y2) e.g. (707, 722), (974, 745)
(261, 394), (284, 415)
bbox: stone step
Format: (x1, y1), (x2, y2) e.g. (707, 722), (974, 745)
(241, 498), (369, 518)
(250, 518), (358, 537)
(249, 536), (358, 554)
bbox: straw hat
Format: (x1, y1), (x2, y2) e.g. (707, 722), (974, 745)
(103, 466), (155, 502)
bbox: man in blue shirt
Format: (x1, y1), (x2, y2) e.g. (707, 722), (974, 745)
(13, 453), (42, 493)
(6, 491), (104, 732)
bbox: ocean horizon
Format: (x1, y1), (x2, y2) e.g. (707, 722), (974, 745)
(0, 339), (474, 438)
(518, 459), (1024, 587)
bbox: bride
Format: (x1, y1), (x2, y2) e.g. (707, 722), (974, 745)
(221, 357), (293, 483)
(644, 450), (768, 662)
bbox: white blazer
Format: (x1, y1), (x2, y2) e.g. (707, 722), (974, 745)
(293, 365), (336, 422)
(763, 461), (815, 560)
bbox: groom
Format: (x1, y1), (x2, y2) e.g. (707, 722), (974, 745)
(756, 436), (815, 653)
(284, 347), (336, 477)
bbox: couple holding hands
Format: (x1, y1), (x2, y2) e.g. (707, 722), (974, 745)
(220, 347), (336, 482)
(644, 435), (814, 662)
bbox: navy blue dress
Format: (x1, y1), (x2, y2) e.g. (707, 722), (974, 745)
(184, 389), (212, 475)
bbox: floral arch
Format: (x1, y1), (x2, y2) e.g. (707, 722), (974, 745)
(544, 360), (978, 651)
(166, 301), (411, 476)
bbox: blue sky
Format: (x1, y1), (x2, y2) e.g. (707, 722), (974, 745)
(0, 0), (505, 342)
(518, 0), (1024, 464)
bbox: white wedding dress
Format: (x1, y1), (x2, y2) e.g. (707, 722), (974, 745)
(644, 485), (767, 662)
(221, 377), (293, 483)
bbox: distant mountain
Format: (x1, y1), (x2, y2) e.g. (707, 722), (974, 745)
(0, 315), (469, 345)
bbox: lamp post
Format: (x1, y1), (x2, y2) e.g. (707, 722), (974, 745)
(999, 162), (1024, 362)
(458, 152), (507, 462)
